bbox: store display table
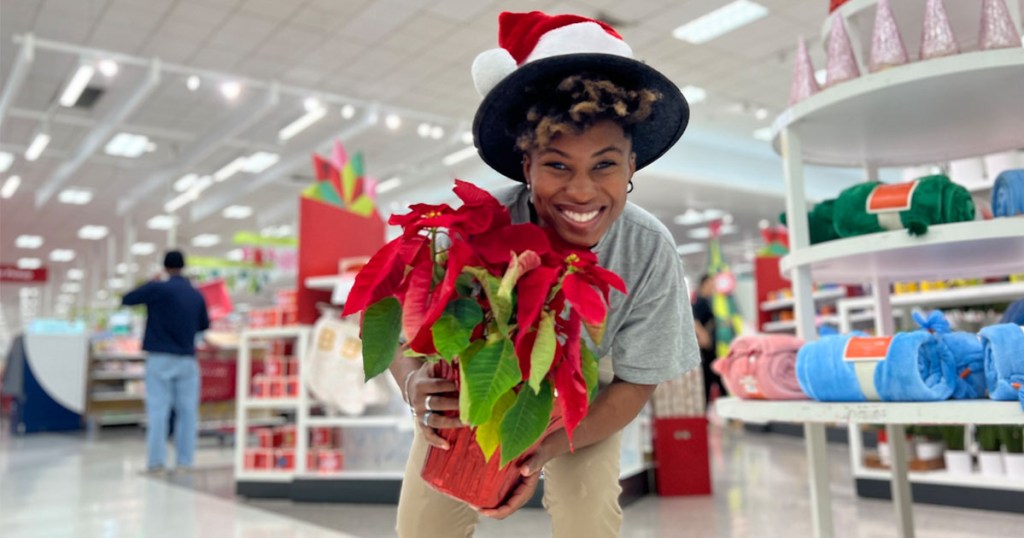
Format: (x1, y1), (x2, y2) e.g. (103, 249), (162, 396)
(716, 398), (1023, 538)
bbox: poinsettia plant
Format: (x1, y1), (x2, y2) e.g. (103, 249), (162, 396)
(342, 180), (626, 466)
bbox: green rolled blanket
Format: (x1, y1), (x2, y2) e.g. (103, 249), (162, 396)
(833, 175), (975, 237)
(780, 199), (842, 245)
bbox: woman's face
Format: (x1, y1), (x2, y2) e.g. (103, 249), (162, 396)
(522, 120), (636, 248)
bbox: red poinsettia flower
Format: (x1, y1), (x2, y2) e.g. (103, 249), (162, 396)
(408, 238), (478, 354)
(470, 223), (552, 269)
(342, 235), (426, 317)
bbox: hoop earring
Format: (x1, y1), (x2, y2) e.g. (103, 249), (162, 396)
(627, 181), (634, 194)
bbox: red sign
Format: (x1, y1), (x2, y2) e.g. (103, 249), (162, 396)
(0, 264), (48, 283)
(843, 336), (894, 362)
(867, 181), (918, 213)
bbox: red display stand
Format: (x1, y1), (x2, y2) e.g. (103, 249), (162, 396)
(297, 197), (385, 324)
(653, 417), (712, 496)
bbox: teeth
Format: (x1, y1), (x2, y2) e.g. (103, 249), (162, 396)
(563, 209), (599, 223)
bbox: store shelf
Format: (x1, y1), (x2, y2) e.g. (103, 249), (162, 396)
(716, 398), (1024, 425)
(304, 275), (342, 291)
(91, 393), (144, 402)
(235, 471), (295, 482)
(92, 353), (147, 361)
(763, 313), (872, 333)
(822, 0), (991, 57)
(854, 467), (1024, 492)
(770, 48), (1024, 167)
(243, 398), (300, 409)
(242, 326), (310, 339)
(779, 220), (1024, 283)
(762, 320), (797, 332)
(839, 281), (1024, 311)
(760, 287), (847, 311)
(295, 470), (406, 480)
(305, 416), (406, 428)
(91, 372), (145, 380)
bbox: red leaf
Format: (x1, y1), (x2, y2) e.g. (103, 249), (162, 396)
(555, 309), (588, 448)
(400, 247), (432, 342)
(582, 264), (627, 298)
(515, 266), (560, 337)
(342, 237), (408, 316)
(514, 326), (538, 381)
(471, 224), (551, 266)
(409, 239), (477, 354)
(452, 179), (497, 206)
(562, 272), (607, 325)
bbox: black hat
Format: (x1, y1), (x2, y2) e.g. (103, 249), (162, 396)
(163, 250), (185, 269)
(470, 11), (689, 182)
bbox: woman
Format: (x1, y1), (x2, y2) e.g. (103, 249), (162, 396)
(390, 11), (701, 537)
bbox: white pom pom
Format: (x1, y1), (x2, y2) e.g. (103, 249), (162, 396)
(472, 48), (517, 97)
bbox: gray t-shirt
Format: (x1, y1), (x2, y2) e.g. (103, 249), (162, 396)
(490, 184), (700, 385)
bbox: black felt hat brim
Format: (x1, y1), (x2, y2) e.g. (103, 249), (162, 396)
(472, 53), (689, 182)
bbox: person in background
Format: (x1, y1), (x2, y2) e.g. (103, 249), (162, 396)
(692, 274), (726, 404)
(122, 250), (210, 474)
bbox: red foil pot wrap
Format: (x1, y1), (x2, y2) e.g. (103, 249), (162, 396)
(419, 360), (564, 509)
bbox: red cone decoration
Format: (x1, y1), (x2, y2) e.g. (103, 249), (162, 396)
(789, 36), (820, 106)
(829, 0), (851, 13)
(979, 0), (1022, 51)
(826, 13), (861, 87)
(920, 0), (960, 60)
(870, 0), (910, 72)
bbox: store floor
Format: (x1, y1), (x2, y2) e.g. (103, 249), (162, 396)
(2, 423), (1021, 538)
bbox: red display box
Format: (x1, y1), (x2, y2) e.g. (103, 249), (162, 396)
(251, 375), (272, 398)
(316, 449), (344, 473)
(310, 427), (334, 448)
(653, 417), (712, 496)
(268, 377), (286, 398)
(254, 427), (274, 448)
(285, 376), (300, 398)
(245, 448), (274, 470)
(265, 357), (285, 377)
(274, 449), (295, 470)
(287, 358), (300, 376)
(274, 425), (296, 449)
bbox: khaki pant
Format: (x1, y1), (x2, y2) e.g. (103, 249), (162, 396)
(396, 427), (624, 537)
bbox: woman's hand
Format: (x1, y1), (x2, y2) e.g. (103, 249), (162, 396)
(476, 445), (552, 519)
(405, 363), (461, 449)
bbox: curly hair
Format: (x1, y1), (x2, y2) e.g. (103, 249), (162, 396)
(515, 73), (661, 152)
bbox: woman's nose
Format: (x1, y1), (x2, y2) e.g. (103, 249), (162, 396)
(565, 171), (597, 201)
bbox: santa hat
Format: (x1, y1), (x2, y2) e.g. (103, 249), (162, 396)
(471, 11), (689, 182)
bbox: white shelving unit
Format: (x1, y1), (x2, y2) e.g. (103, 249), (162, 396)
(769, 35), (1024, 536)
(760, 287), (847, 311)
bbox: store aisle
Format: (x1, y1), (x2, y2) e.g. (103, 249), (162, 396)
(2, 424), (1021, 537)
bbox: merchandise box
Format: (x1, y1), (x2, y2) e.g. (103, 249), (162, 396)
(285, 376), (300, 398)
(275, 425), (297, 449)
(274, 449), (295, 470)
(244, 448), (274, 470)
(315, 449), (344, 474)
(653, 417), (712, 496)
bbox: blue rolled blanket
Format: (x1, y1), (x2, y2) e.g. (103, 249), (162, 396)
(992, 169), (1024, 217)
(872, 331), (957, 402)
(913, 311), (986, 399)
(796, 333), (868, 402)
(979, 323), (1024, 404)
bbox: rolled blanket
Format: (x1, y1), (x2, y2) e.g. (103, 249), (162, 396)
(833, 175), (975, 237)
(979, 323), (1024, 402)
(873, 331), (957, 402)
(796, 333), (869, 402)
(913, 310), (986, 399)
(992, 169), (1024, 217)
(713, 334), (806, 400)
(780, 199), (841, 245)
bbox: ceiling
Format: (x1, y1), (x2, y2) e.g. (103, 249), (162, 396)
(0, 0), (909, 339)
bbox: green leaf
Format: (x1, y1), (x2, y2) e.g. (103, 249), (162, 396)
(463, 266), (512, 336)
(455, 273), (476, 298)
(500, 381), (554, 467)
(432, 298), (483, 359)
(475, 389), (516, 462)
(464, 338), (522, 426)
(528, 311), (557, 393)
(457, 340), (485, 425)
(361, 297), (402, 381)
(581, 345), (600, 403)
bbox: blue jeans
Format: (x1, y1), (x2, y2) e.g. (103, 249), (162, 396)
(145, 353), (199, 469)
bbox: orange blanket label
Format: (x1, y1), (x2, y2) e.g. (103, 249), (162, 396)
(842, 336), (893, 362)
(866, 181), (918, 214)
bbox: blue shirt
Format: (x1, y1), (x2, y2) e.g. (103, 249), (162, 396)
(122, 276), (210, 356)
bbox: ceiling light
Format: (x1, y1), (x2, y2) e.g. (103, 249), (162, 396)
(417, 123), (431, 138)
(105, 132), (151, 158)
(60, 64), (96, 107)
(98, 59), (118, 77)
(275, 225), (292, 236)
(703, 208), (726, 220)
(384, 114), (401, 130)
(675, 243), (707, 256)
(77, 225), (109, 240)
(442, 146), (478, 166)
(242, 151), (279, 173)
(67, 269), (85, 280)
(108, 278), (126, 289)
(164, 190), (198, 212)
(376, 177), (402, 194)
(174, 173), (198, 192)
(226, 249), (245, 262)
(461, 132), (473, 145)
(16, 235), (43, 249)
(58, 188), (93, 205)
(50, 249), (75, 262)
(278, 105), (327, 141)
(672, 1), (769, 44)
(687, 225), (737, 239)
(116, 263), (128, 274)
(673, 209), (705, 226)
(187, 75), (201, 91)
(223, 205), (253, 219)
(191, 234), (220, 247)
(681, 85), (707, 104)
(814, 69), (827, 86)
(25, 132), (51, 161)
(147, 215), (178, 230)
(97, 289), (110, 299)
(131, 242), (156, 255)
(755, 108), (769, 120)
(341, 104), (356, 119)
(17, 258), (41, 270)
(302, 97), (322, 112)
(214, 157), (248, 182)
(220, 81), (241, 100)
(753, 127), (773, 141)
(430, 126), (444, 140)
(0, 151), (13, 172)
(61, 282), (81, 293)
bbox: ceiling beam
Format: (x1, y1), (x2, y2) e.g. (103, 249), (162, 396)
(188, 107), (379, 223)
(0, 33), (34, 128)
(35, 59), (161, 208)
(117, 82), (281, 215)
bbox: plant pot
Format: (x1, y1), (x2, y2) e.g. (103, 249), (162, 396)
(943, 450), (972, 475)
(978, 451), (1006, 477)
(915, 440), (945, 461)
(419, 360), (564, 509)
(1003, 453), (1024, 479)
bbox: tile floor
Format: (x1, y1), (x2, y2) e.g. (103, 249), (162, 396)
(2, 423), (1022, 537)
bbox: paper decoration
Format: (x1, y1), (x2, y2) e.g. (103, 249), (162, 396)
(305, 141), (377, 217)
(920, 0), (960, 60)
(870, 0), (910, 72)
(979, 0), (1022, 51)
(825, 13), (861, 86)
(829, 0), (851, 13)
(789, 36), (821, 105)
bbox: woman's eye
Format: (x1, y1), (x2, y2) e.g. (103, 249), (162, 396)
(594, 161), (617, 170)
(544, 162), (568, 171)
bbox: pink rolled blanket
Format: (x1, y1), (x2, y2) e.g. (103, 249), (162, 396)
(713, 334), (807, 400)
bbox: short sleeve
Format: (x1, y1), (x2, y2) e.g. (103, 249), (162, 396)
(610, 239), (701, 384)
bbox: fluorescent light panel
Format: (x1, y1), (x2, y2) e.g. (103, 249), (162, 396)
(340, 104), (356, 119)
(0, 151), (13, 172)
(191, 234), (220, 247)
(384, 114), (401, 130)
(675, 243), (707, 255)
(164, 190), (197, 212)
(25, 133), (50, 161)
(58, 188), (93, 205)
(16, 235), (43, 249)
(17, 258), (41, 270)
(77, 225), (109, 240)
(50, 249), (75, 262)
(60, 65), (95, 107)
(105, 132), (151, 158)
(61, 282), (81, 293)
(174, 173), (198, 192)
(147, 215), (178, 230)
(108, 278), (126, 289)
(67, 269), (85, 280)
(223, 205), (253, 219)
(226, 249), (245, 262)
(98, 59), (118, 77)
(242, 151), (279, 173)
(376, 177), (402, 194)
(187, 75), (201, 91)
(214, 157), (248, 182)
(131, 242), (156, 255)
(279, 106), (327, 141)
(672, 1), (769, 44)
(220, 81), (241, 100)
(442, 146), (478, 166)
(753, 127), (773, 141)
(681, 85), (707, 104)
